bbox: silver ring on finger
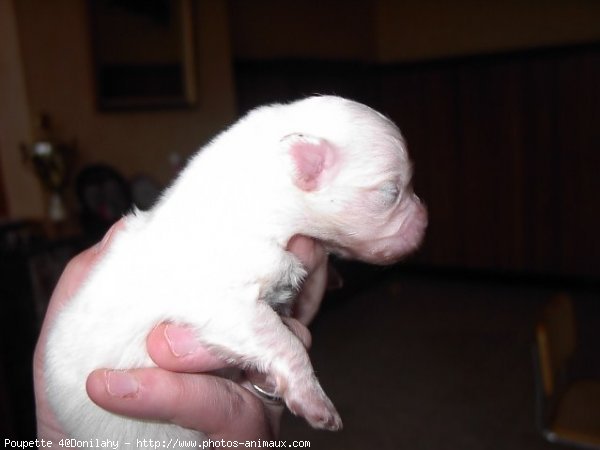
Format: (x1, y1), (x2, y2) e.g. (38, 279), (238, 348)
(249, 382), (283, 404)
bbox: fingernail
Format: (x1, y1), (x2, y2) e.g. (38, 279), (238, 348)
(106, 370), (139, 397)
(164, 324), (199, 357)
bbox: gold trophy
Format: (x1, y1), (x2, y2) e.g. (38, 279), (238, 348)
(21, 114), (74, 226)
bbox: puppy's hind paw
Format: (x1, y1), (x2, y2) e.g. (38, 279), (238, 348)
(285, 383), (343, 431)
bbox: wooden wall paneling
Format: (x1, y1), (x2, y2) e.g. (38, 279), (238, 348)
(519, 55), (562, 275)
(502, 60), (528, 272)
(555, 50), (600, 277)
(412, 68), (463, 268)
(483, 58), (528, 272)
(454, 61), (519, 271)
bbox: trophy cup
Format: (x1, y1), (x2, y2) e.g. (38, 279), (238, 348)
(21, 114), (74, 228)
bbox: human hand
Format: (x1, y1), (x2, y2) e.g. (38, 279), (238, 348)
(34, 222), (329, 440)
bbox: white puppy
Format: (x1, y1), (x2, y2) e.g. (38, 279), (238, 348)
(45, 96), (427, 443)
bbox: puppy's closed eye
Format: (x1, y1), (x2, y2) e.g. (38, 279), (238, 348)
(377, 180), (401, 207)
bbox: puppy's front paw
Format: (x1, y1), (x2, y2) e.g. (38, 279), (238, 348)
(285, 379), (343, 431)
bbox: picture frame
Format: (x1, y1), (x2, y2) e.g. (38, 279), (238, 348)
(89, 0), (196, 110)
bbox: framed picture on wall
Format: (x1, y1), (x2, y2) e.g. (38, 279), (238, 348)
(89, 0), (196, 110)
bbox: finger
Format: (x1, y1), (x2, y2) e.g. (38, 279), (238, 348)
(86, 368), (275, 440)
(238, 376), (285, 436)
(281, 317), (312, 349)
(48, 219), (127, 310)
(287, 235), (326, 272)
(147, 322), (287, 436)
(147, 317), (310, 372)
(146, 323), (228, 373)
(292, 253), (329, 325)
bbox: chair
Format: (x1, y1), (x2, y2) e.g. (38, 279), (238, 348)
(533, 293), (600, 448)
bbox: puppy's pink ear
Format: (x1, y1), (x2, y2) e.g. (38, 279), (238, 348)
(284, 134), (337, 191)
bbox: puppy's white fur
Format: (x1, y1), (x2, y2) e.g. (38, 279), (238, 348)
(45, 96), (427, 443)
